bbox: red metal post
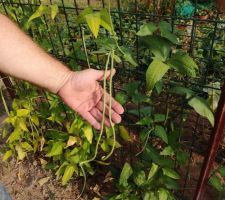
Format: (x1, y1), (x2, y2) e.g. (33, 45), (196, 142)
(194, 81), (225, 200)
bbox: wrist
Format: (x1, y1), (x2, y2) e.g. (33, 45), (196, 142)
(54, 68), (74, 94)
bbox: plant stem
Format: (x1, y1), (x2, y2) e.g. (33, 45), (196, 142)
(77, 52), (111, 199)
(82, 27), (91, 69)
(135, 128), (153, 156)
(0, 88), (9, 116)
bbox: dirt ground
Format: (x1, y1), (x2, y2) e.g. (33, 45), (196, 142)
(0, 158), (91, 200)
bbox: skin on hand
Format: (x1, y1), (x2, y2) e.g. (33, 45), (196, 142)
(58, 69), (124, 130)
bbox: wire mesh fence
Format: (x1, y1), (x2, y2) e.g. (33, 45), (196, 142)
(0, 0), (224, 199)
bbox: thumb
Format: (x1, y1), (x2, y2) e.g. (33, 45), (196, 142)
(93, 68), (116, 81)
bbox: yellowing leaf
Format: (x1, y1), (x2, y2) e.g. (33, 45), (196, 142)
(76, 7), (93, 24)
(66, 136), (79, 147)
(85, 12), (101, 38)
(40, 158), (48, 166)
(119, 126), (131, 141)
(28, 4), (48, 23)
(21, 142), (33, 151)
(17, 109), (30, 117)
(38, 177), (50, 186)
(7, 129), (22, 143)
(50, 4), (59, 20)
(2, 150), (12, 161)
(15, 145), (26, 160)
(19, 119), (28, 132)
(31, 115), (39, 126)
(62, 165), (75, 185)
(83, 125), (93, 144)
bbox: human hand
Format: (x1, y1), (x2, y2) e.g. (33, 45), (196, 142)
(58, 69), (124, 130)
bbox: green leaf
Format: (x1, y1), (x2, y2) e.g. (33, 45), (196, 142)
(121, 48), (138, 67)
(159, 21), (178, 44)
(56, 162), (69, 178)
(82, 125), (93, 144)
(154, 114), (166, 122)
(101, 140), (109, 152)
(85, 12), (101, 38)
(28, 4), (48, 23)
(188, 97), (215, 126)
(76, 7), (93, 24)
(162, 168), (180, 179)
(69, 155), (80, 165)
(176, 151), (188, 166)
(133, 170), (146, 186)
(162, 176), (179, 190)
(119, 126), (131, 141)
(50, 4), (59, 20)
(100, 8), (113, 33)
(140, 36), (173, 61)
(143, 192), (157, 200)
(167, 52), (198, 77)
(148, 163), (159, 180)
(2, 150), (12, 161)
(160, 146), (175, 156)
(45, 130), (69, 141)
(123, 81), (139, 96)
(137, 23), (157, 36)
(62, 165), (75, 185)
(119, 162), (133, 187)
(155, 125), (168, 144)
(115, 92), (128, 105)
(106, 138), (122, 148)
(146, 59), (170, 93)
(218, 166), (225, 177)
(170, 86), (195, 99)
(158, 188), (169, 200)
(17, 109), (30, 117)
(15, 145), (26, 160)
(209, 175), (223, 192)
(136, 116), (153, 125)
(46, 141), (64, 157)
(113, 54), (122, 63)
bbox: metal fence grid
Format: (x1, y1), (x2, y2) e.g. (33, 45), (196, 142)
(0, 0), (225, 199)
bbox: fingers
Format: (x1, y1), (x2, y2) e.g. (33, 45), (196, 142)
(105, 92), (124, 114)
(89, 68), (116, 81)
(90, 108), (112, 127)
(96, 101), (122, 123)
(80, 112), (101, 130)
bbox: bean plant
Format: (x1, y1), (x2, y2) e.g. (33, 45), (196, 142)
(0, 2), (217, 200)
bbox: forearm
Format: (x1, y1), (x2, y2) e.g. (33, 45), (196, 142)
(0, 14), (72, 93)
